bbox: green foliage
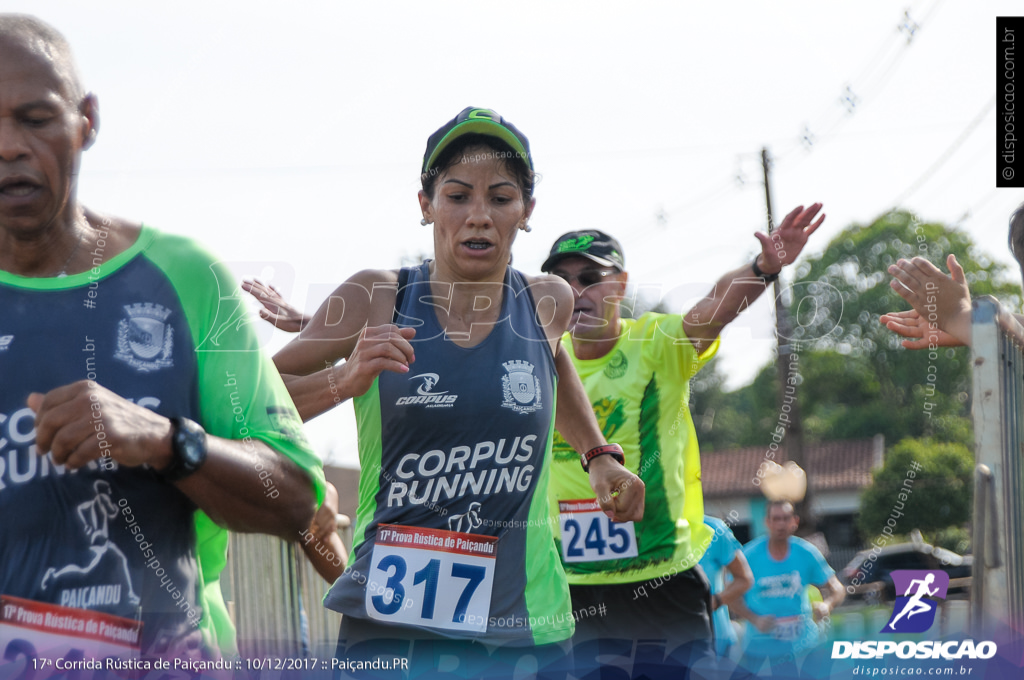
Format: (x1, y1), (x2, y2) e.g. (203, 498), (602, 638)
(691, 210), (1021, 450)
(786, 209), (1020, 358)
(688, 357), (776, 448)
(857, 439), (973, 541)
(929, 526), (972, 556)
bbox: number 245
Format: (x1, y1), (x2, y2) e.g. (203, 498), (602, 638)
(564, 517), (631, 556)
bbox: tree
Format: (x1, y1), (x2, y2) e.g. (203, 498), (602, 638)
(689, 357), (776, 450)
(857, 438), (973, 542)
(785, 210), (1020, 358)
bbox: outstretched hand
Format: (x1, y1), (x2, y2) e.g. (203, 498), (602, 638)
(242, 279), (311, 333)
(879, 309), (964, 349)
(881, 254), (972, 347)
(754, 203), (826, 274)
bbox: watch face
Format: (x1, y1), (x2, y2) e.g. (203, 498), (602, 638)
(180, 433), (205, 468)
(174, 419), (207, 472)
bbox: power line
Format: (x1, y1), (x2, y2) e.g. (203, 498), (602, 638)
(633, 1), (942, 256)
(774, 0), (941, 169)
(889, 94), (996, 208)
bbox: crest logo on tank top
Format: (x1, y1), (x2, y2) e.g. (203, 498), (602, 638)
(501, 360), (542, 414)
(113, 303), (174, 373)
(0, 335), (13, 352)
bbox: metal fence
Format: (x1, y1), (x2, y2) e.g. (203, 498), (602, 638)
(826, 546), (859, 573)
(970, 296), (1024, 644)
(220, 521), (352, 658)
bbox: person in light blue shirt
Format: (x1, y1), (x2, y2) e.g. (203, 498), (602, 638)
(698, 515), (753, 658)
(733, 500), (845, 675)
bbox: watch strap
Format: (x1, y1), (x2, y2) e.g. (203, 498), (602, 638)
(162, 417), (208, 482)
(751, 256), (780, 283)
(581, 443), (625, 472)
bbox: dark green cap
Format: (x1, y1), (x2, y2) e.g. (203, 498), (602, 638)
(542, 230), (625, 272)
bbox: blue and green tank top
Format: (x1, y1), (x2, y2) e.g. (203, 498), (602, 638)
(325, 263), (573, 645)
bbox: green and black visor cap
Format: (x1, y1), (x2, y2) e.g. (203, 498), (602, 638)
(422, 106), (533, 176)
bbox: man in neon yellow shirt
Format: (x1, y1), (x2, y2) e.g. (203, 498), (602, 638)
(543, 204), (824, 672)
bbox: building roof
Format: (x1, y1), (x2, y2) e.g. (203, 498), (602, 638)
(702, 437), (882, 498)
(325, 436), (882, 511)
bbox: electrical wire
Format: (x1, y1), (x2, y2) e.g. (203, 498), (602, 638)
(889, 94), (997, 208)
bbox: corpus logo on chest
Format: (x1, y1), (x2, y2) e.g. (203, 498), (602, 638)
(396, 373), (458, 408)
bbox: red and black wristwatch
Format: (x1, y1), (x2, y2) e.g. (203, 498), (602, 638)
(581, 443), (625, 472)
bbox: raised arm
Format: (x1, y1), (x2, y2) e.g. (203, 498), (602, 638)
(683, 203), (825, 351)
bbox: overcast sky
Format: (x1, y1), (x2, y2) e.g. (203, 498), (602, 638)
(12, 0), (1022, 466)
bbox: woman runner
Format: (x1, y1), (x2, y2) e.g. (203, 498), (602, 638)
(266, 107), (644, 677)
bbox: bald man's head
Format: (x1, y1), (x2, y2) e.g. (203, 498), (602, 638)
(0, 14), (84, 103)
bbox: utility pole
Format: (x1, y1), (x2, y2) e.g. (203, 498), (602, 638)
(761, 148), (814, 534)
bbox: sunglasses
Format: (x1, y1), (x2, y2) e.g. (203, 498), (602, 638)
(550, 269), (620, 287)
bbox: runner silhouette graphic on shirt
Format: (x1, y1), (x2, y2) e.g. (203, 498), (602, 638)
(448, 502), (483, 533)
(41, 480), (140, 606)
(887, 573), (938, 630)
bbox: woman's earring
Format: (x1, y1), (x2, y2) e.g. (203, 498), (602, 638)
(421, 218), (431, 226)
(520, 221), (532, 233)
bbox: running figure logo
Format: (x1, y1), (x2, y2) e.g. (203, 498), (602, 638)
(41, 480), (140, 607)
(412, 373), (446, 396)
(882, 570), (949, 633)
(448, 502), (483, 533)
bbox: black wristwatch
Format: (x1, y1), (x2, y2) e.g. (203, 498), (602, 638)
(751, 256), (780, 283)
(161, 417), (208, 482)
